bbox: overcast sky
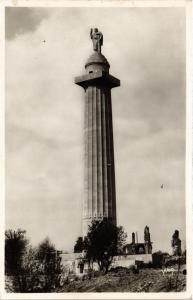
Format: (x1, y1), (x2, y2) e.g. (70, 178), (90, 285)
(5, 7), (186, 253)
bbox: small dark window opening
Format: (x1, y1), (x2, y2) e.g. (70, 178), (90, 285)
(89, 71), (93, 73)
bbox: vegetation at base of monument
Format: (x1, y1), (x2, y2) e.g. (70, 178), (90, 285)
(74, 237), (84, 253)
(5, 230), (63, 292)
(5, 228), (186, 293)
(83, 219), (127, 273)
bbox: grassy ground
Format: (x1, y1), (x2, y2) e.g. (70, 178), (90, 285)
(56, 267), (186, 293)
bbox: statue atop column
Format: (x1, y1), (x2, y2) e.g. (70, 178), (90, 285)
(90, 28), (103, 54)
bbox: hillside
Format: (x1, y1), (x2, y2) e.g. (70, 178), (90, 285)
(57, 267), (186, 293)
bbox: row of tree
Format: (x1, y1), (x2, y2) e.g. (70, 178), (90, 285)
(5, 219), (127, 292)
(5, 229), (63, 292)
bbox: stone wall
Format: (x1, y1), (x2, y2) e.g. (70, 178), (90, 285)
(60, 253), (152, 275)
(111, 254), (152, 269)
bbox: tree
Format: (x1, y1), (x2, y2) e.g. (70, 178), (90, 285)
(36, 238), (63, 292)
(5, 229), (33, 292)
(5, 229), (28, 276)
(74, 237), (84, 253)
(14, 246), (41, 293)
(84, 219), (127, 273)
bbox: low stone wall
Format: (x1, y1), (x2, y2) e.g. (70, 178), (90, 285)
(60, 253), (152, 275)
(60, 253), (81, 274)
(114, 254), (152, 263)
(111, 254), (152, 269)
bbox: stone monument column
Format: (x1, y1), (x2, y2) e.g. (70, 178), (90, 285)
(75, 28), (120, 236)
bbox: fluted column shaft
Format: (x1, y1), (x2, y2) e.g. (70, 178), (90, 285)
(83, 85), (116, 236)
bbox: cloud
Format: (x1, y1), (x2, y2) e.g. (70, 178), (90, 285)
(5, 7), (49, 40)
(5, 7), (186, 253)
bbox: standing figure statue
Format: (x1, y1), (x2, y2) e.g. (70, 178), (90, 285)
(90, 28), (103, 54)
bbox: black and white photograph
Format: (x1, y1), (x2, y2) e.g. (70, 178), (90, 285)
(1, 0), (192, 298)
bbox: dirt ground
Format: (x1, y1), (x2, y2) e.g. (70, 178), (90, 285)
(57, 267), (186, 293)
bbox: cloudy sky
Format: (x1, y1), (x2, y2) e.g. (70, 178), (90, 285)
(5, 6), (186, 253)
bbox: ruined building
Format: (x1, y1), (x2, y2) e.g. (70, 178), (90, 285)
(172, 229), (182, 256)
(123, 226), (152, 255)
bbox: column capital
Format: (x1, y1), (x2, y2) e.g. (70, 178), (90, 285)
(75, 71), (120, 89)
